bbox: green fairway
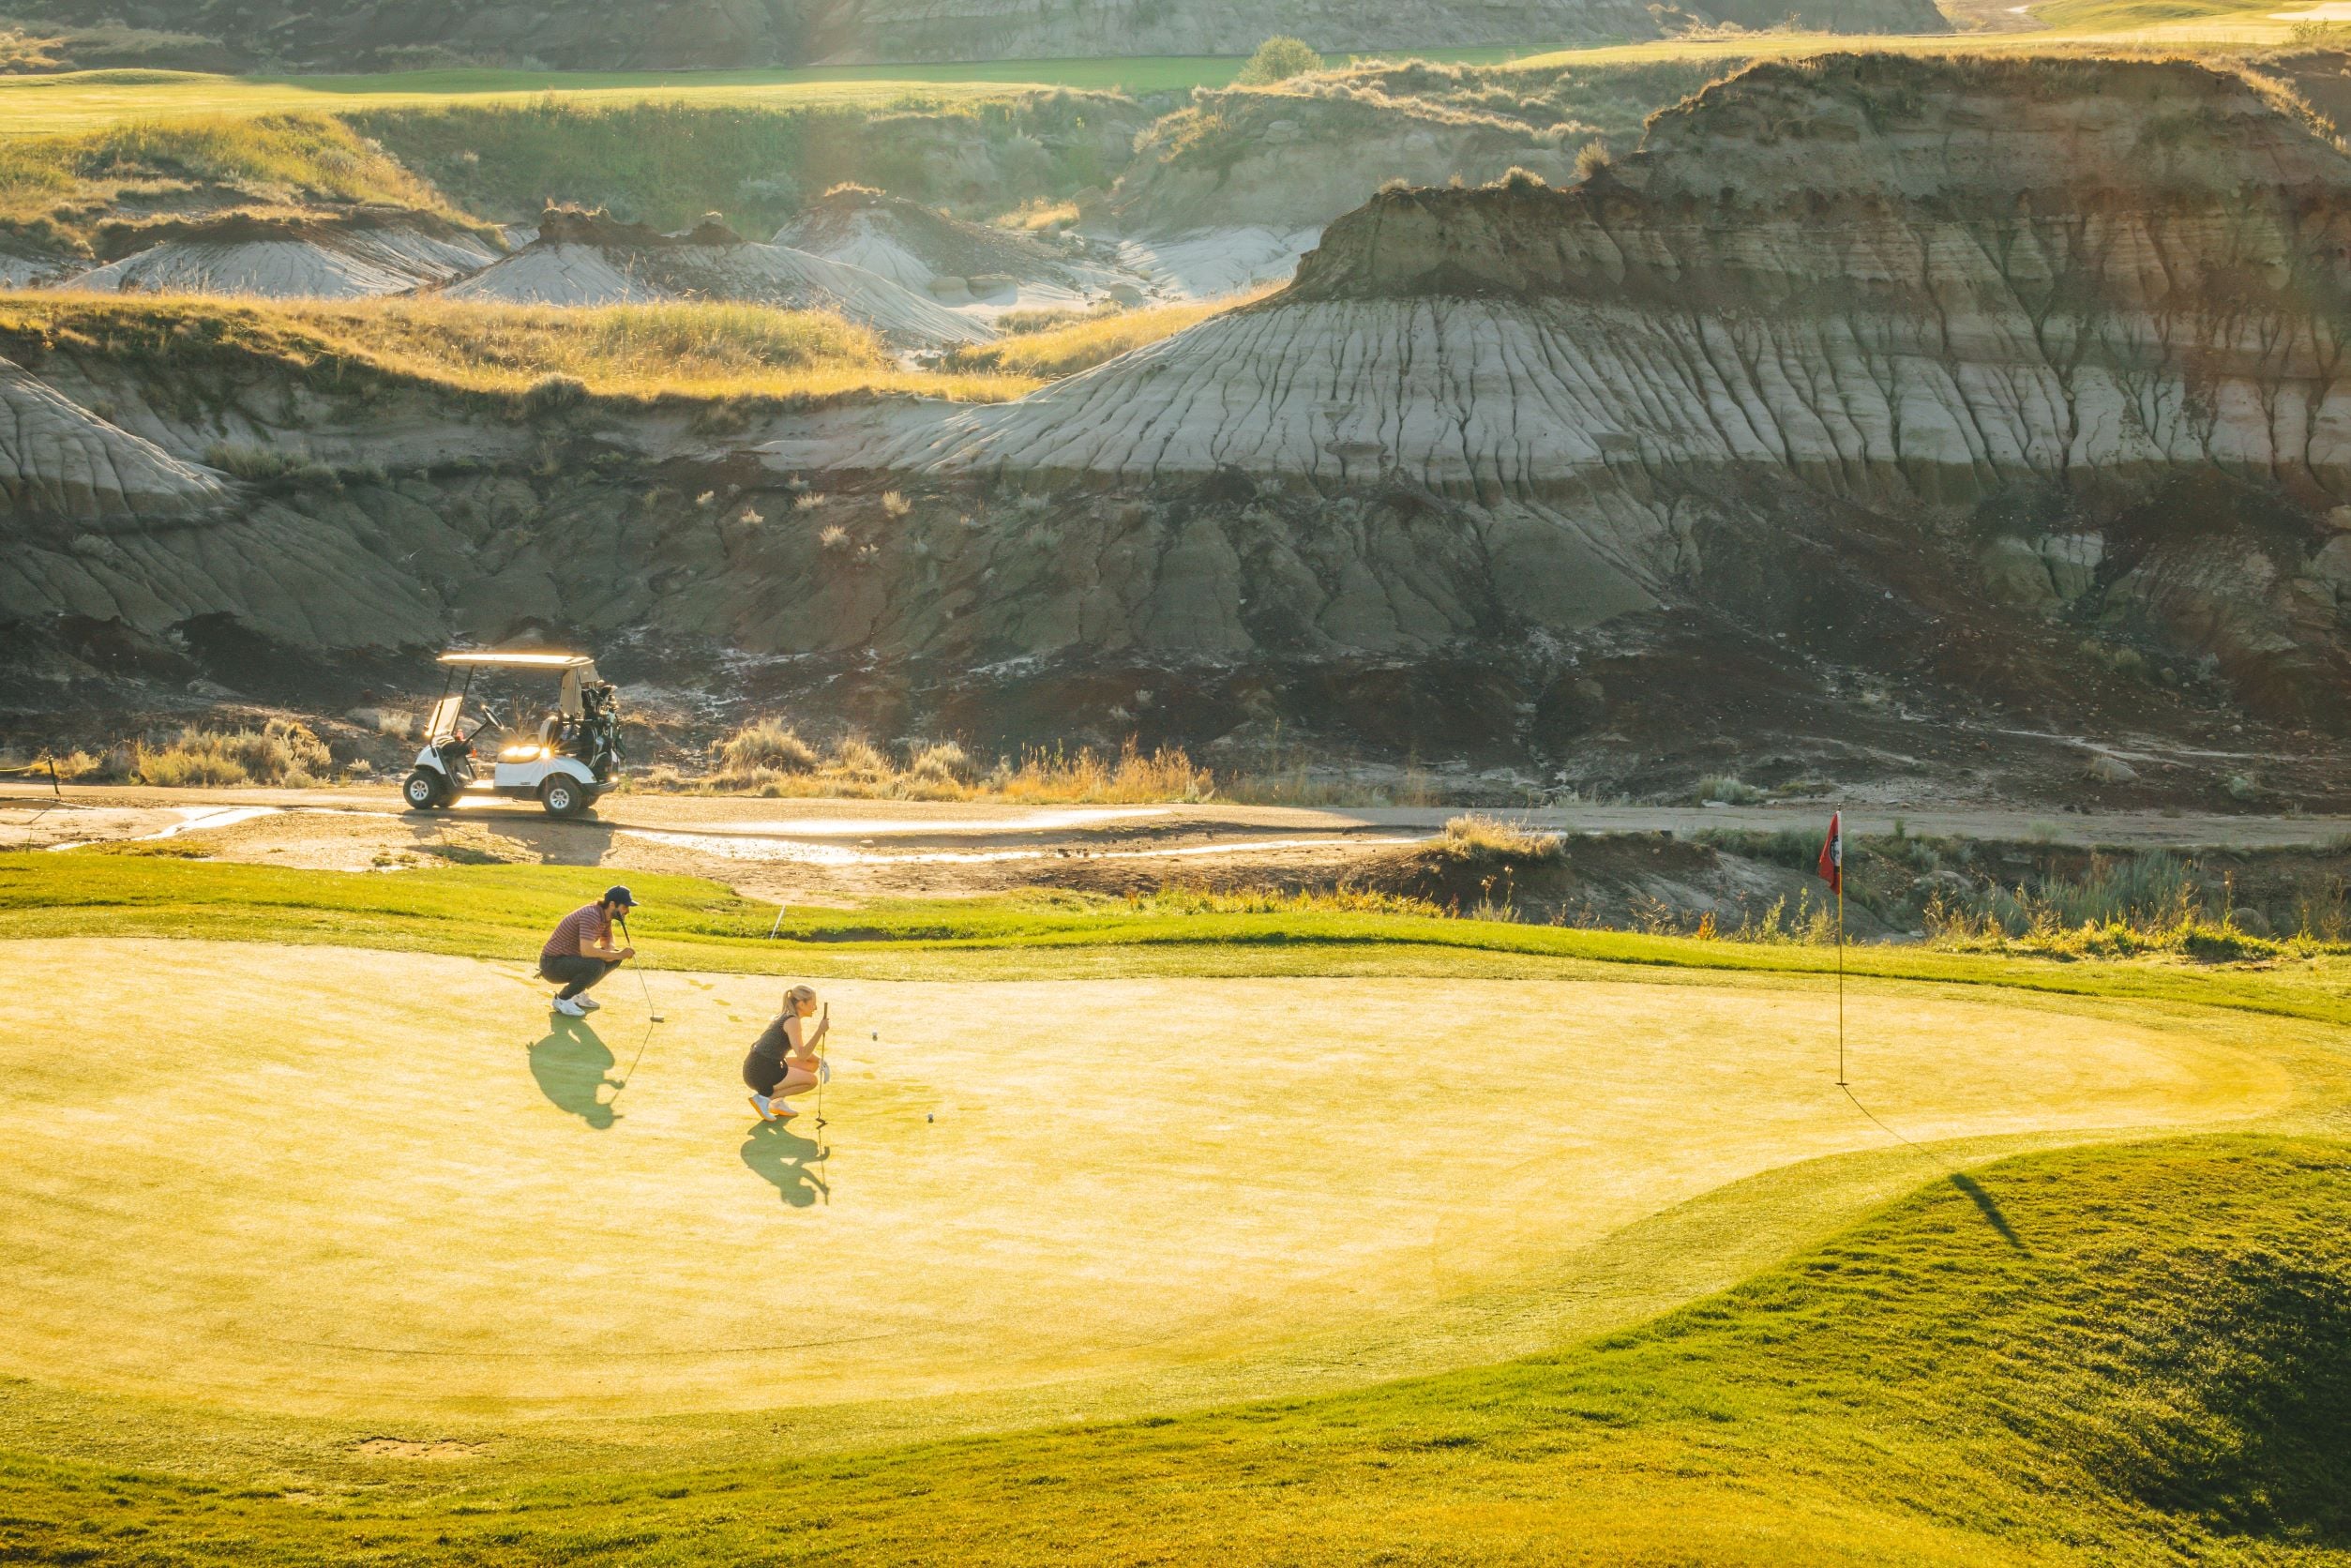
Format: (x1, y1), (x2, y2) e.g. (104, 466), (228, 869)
(3, 854), (2348, 1565)
(0, 49), (1540, 135)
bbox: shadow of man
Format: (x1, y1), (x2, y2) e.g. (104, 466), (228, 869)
(741, 1120), (830, 1208)
(529, 1014), (619, 1128)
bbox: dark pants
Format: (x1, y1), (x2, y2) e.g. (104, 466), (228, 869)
(540, 954), (617, 1001)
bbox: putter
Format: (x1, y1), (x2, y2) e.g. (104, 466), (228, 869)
(618, 912), (665, 1021)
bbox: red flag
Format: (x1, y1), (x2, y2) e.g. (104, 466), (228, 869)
(1816, 811), (1843, 896)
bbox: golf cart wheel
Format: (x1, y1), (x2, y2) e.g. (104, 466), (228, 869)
(540, 776), (585, 818)
(401, 769), (445, 812)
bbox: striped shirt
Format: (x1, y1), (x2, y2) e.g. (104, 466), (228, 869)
(542, 902), (611, 960)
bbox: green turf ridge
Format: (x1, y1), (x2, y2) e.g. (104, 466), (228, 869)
(4, 1135), (2345, 1564)
(6, 852), (2350, 1027)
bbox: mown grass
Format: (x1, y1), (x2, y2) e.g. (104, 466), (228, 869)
(943, 287), (1273, 378)
(0, 293), (1039, 401)
(4, 1135), (2343, 1564)
(7, 853), (2351, 1026)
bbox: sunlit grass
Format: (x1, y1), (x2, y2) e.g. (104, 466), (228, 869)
(0, 110), (457, 249)
(945, 286), (1273, 378)
(0, 52), (1547, 137)
(0, 293), (1040, 401)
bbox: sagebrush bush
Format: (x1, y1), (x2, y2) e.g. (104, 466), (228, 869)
(132, 719), (330, 787)
(716, 718), (816, 774)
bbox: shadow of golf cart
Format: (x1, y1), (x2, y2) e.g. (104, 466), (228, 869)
(400, 650), (624, 818)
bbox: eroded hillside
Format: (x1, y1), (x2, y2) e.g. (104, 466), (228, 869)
(6, 53), (2351, 808)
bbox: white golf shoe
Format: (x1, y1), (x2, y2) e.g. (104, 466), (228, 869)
(576, 996), (600, 1012)
(747, 1093), (776, 1123)
(552, 996), (586, 1018)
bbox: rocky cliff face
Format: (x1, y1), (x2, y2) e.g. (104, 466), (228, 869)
(895, 56), (2351, 732)
(6, 55), (2349, 805)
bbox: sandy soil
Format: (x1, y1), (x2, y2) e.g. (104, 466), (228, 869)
(0, 938), (2289, 1423)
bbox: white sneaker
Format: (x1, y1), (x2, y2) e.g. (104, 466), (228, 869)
(772, 1100), (799, 1120)
(747, 1093), (776, 1123)
(576, 996), (601, 1012)
(553, 996), (586, 1018)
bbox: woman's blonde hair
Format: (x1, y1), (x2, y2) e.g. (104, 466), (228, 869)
(784, 984), (818, 1011)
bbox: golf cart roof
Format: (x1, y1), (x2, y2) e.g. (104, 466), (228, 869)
(436, 651), (598, 671)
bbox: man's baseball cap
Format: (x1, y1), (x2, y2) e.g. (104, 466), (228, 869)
(603, 885), (637, 907)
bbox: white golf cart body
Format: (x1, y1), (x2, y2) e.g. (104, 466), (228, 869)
(403, 651), (619, 817)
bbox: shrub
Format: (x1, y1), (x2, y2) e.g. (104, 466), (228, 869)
(1575, 139), (1613, 180)
(130, 719), (329, 787)
(1695, 775), (1765, 805)
(830, 737), (891, 780)
(881, 490), (912, 519)
(203, 440), (335, 487)
(1437, 813), (1563, 860)
(520, 372), (588, 415)
(908, 740), (973, 783)
(715, 717), (816, 774)
(1236, 36), (1322, 86)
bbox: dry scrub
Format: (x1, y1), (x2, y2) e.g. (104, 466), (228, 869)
(0, 113), (461, 254)
(945, 290), (1273, 380)
(0, 294), (1039, 403)
(647, 724), (1214, 803)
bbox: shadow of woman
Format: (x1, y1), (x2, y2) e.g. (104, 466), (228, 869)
(741, 1121), (830, 1209)
(529, 1015), (620, 1128)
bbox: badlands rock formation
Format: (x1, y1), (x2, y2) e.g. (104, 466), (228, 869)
(5, 55), (2349, 801)
(897, 55), (2351, 729)
(774, 186), (1112, 309)
(63, 213), (501, 300)
(443, 208), (989, 348)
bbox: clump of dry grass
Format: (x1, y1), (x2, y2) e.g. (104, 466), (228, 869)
(943, 288), (1274, 380)
(0, 294), (1040, 405)
(714, 717), (817, 776)
(640, 731), (1217, 804)
(1436, 813), (1563, 860)
(128, 720), (332, 788)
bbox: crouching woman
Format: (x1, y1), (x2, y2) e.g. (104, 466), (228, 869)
(746, 984), (827, 1122)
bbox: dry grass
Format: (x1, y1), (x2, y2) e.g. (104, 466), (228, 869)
(1436, 813), (1564, 860)
(0, 113), (459, 253)
(944, 288), (1273, 379)
(125, 721), (333, 788)
(0, 294), (1041, 403)
(657, 728), (1216, 803)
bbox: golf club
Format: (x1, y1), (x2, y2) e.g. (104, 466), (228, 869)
(618, 912), (665, 1021)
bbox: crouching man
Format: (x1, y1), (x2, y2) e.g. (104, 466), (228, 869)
(541, 884), (637, 1017)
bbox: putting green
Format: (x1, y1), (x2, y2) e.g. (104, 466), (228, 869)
(0, 938), (2288, 1422)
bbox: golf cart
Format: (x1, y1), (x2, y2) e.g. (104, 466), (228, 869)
(401, 650), (623, 818)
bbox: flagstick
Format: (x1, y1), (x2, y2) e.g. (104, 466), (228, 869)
(1835, 881), (1847, 1087)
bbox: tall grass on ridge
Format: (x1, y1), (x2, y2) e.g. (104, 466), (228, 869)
(0, 294), (1039, 402)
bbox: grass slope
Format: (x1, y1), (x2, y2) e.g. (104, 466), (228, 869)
(0, 294), (1038, 401)
(0, 52), (1547, 135)
(4, 1136), (2344, 1564)
(7, 853), (2351, 1024)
